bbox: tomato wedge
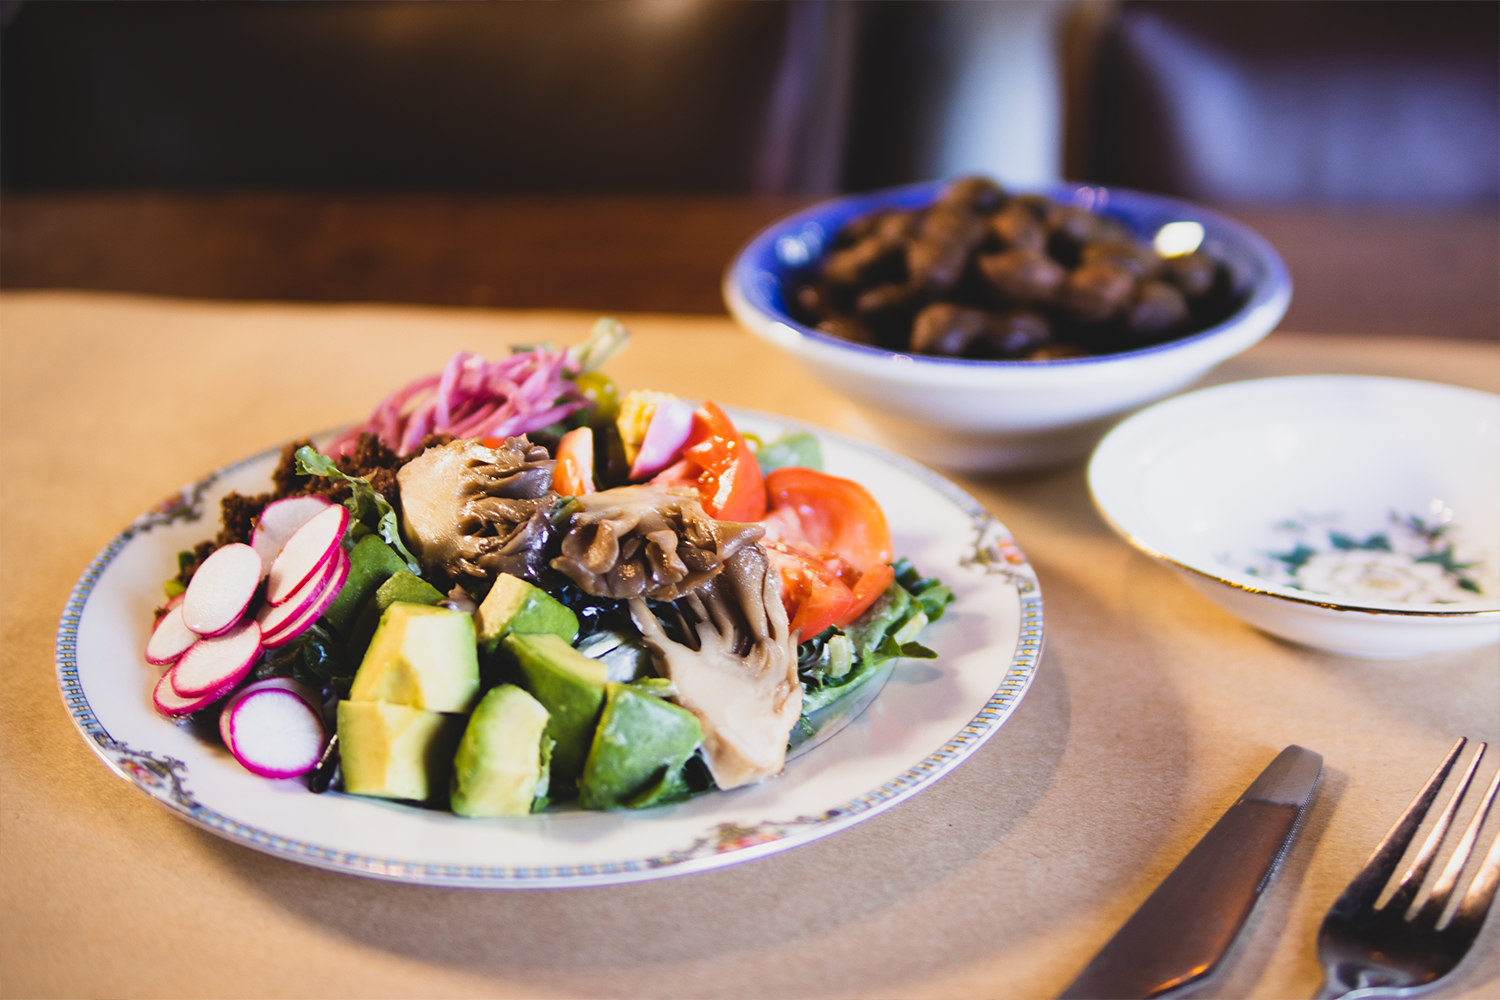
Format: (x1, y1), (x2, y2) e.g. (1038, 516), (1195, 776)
(763, 467), (892, 575)
(652, 401), (766, 521)
(551, 426), (596, 496)
(765, 546), (855, 639)
(842, 563), (895, 625)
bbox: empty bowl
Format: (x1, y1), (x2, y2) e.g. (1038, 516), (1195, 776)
(724, 180), (1291, 472)
(1088, 375), (1500, 658)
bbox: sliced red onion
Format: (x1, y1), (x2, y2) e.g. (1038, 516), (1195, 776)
(630, 400), (698, 480)
(331, 348), (586, 456)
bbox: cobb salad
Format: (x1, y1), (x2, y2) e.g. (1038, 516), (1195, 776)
(144, 320), (952, 815)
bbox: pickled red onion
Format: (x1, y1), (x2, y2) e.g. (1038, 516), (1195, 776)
(330, 348), (586, 456)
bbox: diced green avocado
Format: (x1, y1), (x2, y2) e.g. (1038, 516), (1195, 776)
(579, 681), (702, 811)
(350, 603), (480, 713)
(503, 632), (607, 785)
(346, 569), (445, 663)
(450, 685), (553, 817)
(324, 536), (408, 634)
(337, 700), (464, 802)
(474, 573), (579, 652)
(376, 569), (446, 607)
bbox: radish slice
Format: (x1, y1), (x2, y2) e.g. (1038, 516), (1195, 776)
(266, 504), (349, 606)
(153, 591), (185, 627)
(250, 495), (333, 578)
(261, 549), (350, 648)
(220, 686), (327, 778)
(153, 664), (235, 717)
(219, 678), (322, 755)
(171, 620), (262, 698)
(630, 399), (697, 480)
(145, 605), (199, 665)
(255, 543), (343, 634)
(181, 543), (263, 637)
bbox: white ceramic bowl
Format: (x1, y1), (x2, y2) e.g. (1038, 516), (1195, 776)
(1089, 375), (1500, 658)
(724, 181), (1291, 472)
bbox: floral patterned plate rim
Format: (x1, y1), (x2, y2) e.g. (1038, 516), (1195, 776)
(56, 410), (1043, 888)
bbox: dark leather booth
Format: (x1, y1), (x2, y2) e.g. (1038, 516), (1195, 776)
(5, 0), (1496, 206)
(1073, 1), (1499, 206)
(0, 0), (853, 194)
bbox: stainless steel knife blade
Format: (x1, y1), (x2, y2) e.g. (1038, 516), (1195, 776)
(1056, 744), (1323, 1000)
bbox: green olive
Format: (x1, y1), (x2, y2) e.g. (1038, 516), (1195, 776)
(574, 371), (620, 424)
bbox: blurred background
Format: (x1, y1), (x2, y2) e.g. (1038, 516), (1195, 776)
(2, 0), (1495, 338)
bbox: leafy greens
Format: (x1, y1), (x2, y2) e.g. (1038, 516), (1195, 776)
(294, 446), (421, 573)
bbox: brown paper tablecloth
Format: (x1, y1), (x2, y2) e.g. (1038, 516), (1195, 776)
(2, 291), (1497, 999)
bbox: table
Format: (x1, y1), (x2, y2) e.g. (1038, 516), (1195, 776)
(1, 290), (1497, 999)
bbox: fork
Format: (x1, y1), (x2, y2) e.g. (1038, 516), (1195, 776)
(1315, 737), (1500, 999)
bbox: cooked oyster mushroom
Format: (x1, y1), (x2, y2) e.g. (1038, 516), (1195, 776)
(396, 437), (558, 585)
(550, 485), (764, 601)
(628, 544), (800, 789)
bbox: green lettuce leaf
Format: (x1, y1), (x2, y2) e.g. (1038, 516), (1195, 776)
(750, 430), (823, 473)
(294, 446), (421, 573)
(254, 622), (354, 696)
(797, 559), (953, 716)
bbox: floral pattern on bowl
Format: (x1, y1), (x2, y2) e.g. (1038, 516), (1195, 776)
(1236, 510), (1491, 606)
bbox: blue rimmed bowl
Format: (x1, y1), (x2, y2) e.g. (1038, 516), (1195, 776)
(724, 181), (1291, 472)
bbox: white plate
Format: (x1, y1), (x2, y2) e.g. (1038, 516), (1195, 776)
(57, 413), (1043, 887)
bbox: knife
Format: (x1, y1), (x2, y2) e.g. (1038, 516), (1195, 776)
(1057, 744), (1323, 1000)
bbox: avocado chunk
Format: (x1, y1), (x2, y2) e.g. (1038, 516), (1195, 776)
(474, 573), (579, 652)
(350, 602), (481, 713)
(450, 685), (553, 817)
(579, 680), (703, 810)
(324, 536), (408, 635)
(338, 700), (464, 802)
(504, 632), (607, 785)
(346, 569), (446, 663)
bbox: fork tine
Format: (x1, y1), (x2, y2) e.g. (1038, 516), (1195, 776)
(1415, 743), (1494, 923)
(1337, 738), (1467, 909)
(1447, 765), (1500, 934)
(1389, 742), (1486, 915)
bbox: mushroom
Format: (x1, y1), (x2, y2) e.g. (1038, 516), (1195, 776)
(396, 437), (558, 585)
(628, 543), (800, 789)
(550, 485), (764, 601)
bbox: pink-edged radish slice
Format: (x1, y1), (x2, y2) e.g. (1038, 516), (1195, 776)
(257, 547), (346, 646)
(250, 494), (333, 578)
(171, 620), (262, 698)
(266, 504), (349, 606)
(153, 663), (236, 717)
(181, 543), (263, 637)
(145, 604), (199, 666)
(219, 677), (322, 756)
(152, 591), (185, 627)
(260, 549), (350, 648)
(629, 399), (697, 480)
(219, 684), (327, 778)
(254, 543), (343, 635)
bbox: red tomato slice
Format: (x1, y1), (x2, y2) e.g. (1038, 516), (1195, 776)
(764, 467), (893, 574)
(652, 401), (766, 522)
(836, 563), (895, 628)
(765, 545), (855, 640)
(551, 427), (596, 496)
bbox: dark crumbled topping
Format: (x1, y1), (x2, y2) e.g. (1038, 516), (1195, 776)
(179, 432), (445, 587)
